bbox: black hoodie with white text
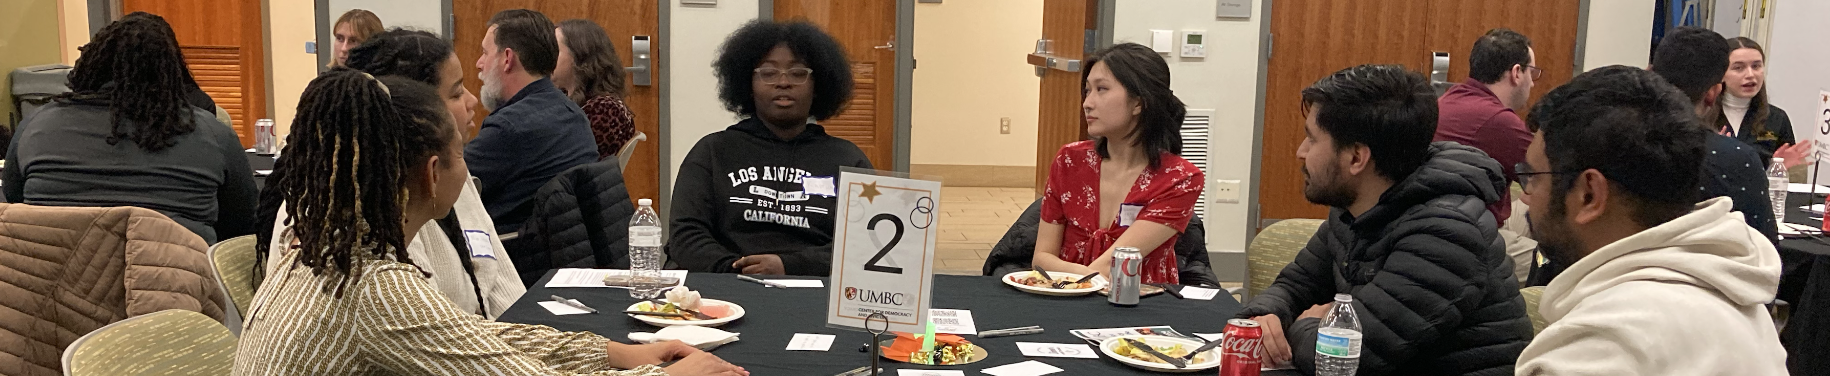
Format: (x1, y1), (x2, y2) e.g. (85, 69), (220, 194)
(667, 118), (872, 275)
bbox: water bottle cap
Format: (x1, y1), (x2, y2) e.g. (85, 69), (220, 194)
(1334, 293), (1353, 303)
(638, 198), (653, 206)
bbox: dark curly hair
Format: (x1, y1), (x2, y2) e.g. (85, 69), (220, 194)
(271, 71), (454, 296)
(1650, 26), (1730, 105)
(344, 28), (452, 86)
(1300, 64), (1439, 182)
(1083, 43), (1186, 169)
(59, 12), (197, 152)
(1528, 65), (1706, 227)
(713, 19), (853, 120)
(558, 19), (626, 104)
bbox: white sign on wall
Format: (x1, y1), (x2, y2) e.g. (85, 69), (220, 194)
(826, 168), (942, 334)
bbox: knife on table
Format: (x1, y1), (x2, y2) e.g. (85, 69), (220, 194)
(1123, 338), (1188, 369)
(1182, 336), (1226, 361)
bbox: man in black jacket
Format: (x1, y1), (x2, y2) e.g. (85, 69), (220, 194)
(1238, 65), (1532, 376)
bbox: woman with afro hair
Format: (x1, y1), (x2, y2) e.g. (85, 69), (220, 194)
(667, 20), (871, 276)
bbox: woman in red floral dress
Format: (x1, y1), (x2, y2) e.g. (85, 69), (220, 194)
(1033, 43), (1204, 285)
(554, 19), (637, 160)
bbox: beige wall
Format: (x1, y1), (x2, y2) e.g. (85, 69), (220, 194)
(1580, 0), (1654, 71)
(266, 0), (316, 137)
(58, 0), (86, 64)
(908, 0), (1042, 168)
(0, 0), (66, 128)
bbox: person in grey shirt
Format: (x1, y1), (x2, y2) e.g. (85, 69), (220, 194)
(2, 12), (256, 244)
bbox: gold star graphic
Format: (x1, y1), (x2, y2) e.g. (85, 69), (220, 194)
(859, 181), (883, 203)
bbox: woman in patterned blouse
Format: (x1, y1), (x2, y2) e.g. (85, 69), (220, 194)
(1032, 43), (1205, 285)
(232, 70), (745, 376)
(555, 19), (638, 160)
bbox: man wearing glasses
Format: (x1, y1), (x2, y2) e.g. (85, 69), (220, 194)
(1434, 28), (1541, 285)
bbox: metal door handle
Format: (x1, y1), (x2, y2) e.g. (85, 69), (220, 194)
(1026, 38), (1081, 73)
(626, 35), (652, 87)
(1431, 52), (1450, 84)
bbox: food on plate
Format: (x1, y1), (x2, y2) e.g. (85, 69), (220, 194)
(634, 287), (729, 320)
(1114, 340), (1208, 364)
(1010, 271), (1092, 289)
(886, 332), (977, 365)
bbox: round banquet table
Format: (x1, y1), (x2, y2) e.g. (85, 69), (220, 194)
(1778, 192), (1830, 375)
(497, 270), (1304, 375)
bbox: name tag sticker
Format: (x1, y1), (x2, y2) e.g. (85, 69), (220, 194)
(464, 230), (495, 259)
(1118, 204), (1144, 227)
(803, 176), (837, 197)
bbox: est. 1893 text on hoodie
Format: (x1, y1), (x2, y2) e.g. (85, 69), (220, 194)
(667, 119), (873, 276)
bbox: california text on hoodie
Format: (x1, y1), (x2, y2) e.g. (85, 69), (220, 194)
(1236, 142), (1533, 376)
(1516, 196), (1786, 376)
(667, 118), (872, 276)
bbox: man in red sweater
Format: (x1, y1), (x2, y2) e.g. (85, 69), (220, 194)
(1435, 28), (1538, 284)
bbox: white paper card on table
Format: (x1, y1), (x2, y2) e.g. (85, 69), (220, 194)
(544, 269), (688, 288)
(1193, 332), (1225, 342)
(537, 300), (592, 315)
(928, 309), (977, 335)
(826, 168), (943, 334)
(764, 279), (824, 288)
(1789, 183), (1830, 193)
(1014, 342), (1099, 359)
(897, 370), (965, 376)
(1180, 286), (1220, 300)
(785, 333), (836, 351)
(979, 360), (1063, 376)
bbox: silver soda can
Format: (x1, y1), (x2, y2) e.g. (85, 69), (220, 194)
(1108, 247), (1143, 306)
(254, 119), (277, 154)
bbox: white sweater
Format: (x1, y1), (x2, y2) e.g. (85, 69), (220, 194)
(1516, 197), (1786, 375)
(266, 177), (526, 319)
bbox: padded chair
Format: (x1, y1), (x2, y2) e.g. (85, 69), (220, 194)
(207, 235), (258, 334)
(981, 198), (1220, 287)
(1520, 286), (1548, 335)
(503, 158), (635, 286)
(1241, 219), (1324, 300)
(61, 309), (237, 376)
(617, 131), (648, 171)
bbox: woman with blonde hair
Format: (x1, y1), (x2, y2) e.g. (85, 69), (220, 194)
(328, 9), (383, 68)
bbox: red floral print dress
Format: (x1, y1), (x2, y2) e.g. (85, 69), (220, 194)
(1040, 141), (1205, 284)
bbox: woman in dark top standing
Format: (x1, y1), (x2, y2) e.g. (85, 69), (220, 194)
(668, 20), (871, 276)
(1717, 36), (1809, 169)
(2, 12), (257, 244)
(553, 19), (637, 160)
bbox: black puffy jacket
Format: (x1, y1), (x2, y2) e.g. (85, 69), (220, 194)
(981, 198), (1220, 288)
(1236, 142), (1532, 376)
(502, 158), (634, 286)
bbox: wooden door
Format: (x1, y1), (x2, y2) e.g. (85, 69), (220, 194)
(452, 0), (664, 203)
(1031, 0), (1097, 193)
(1258, 0), (1579, 221)
(121, 0), (266, 147)
(774, 0), (898, 168)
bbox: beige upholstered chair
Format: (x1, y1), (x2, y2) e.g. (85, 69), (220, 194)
(61, 309), (237, 376)
(208, 235), (258, 334)
(1240, 219), (1325, 301)
(1520, 286), (1548, 335)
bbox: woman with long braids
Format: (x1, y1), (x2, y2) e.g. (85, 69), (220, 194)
(233, 70), (746, 376)
(2, 12), (257, 244)
(253, 28), (524, 319)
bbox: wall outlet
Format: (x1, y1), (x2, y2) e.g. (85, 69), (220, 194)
(1000, 117), (1011, 134)
(1214, 179), (1242, 203)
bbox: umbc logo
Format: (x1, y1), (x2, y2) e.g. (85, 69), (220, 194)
(843, 287), (909, 306)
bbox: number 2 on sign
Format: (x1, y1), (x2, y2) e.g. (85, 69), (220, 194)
(864, 213), (904, 274)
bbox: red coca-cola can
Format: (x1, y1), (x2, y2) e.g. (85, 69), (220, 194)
(1220, 319), (1263, 376)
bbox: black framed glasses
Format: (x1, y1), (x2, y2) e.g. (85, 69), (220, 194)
(1515, 162), (1578, 188)
(754, 67), (814, 85)
(1524, 65), (1544, 81)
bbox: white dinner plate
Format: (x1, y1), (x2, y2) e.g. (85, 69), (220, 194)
(1001, 271), (1107, 296)
(1099, 335), (1223, 373)
(625, 299), (745, 327)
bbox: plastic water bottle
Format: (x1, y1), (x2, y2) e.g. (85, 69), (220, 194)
(1769, 158), (1789, 228)
(629, 199), (664, 298)
(1315, 294), (1363, 376)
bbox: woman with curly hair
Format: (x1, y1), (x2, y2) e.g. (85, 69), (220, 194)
(2, 12), (257, 244)
(667, 20), (870, 276)
(554, 19), (637, 160)
(232, 70), (745, 376)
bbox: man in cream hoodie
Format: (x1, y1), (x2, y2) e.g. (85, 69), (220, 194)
(1514, 65), (1786, 375)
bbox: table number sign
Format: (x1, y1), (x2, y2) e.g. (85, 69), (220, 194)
(827, 168), (942, 333)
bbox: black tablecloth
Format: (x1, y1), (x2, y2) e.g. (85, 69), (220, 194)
(247, 151), (274, 189)
(498, 271), (1302, 375)
(1780, 192), (1830, 375)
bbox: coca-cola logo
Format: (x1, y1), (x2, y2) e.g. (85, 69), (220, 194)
(1221, 336), (1263, 362)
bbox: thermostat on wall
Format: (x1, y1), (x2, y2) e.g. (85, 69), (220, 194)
(1180, 31), (1206, 58)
